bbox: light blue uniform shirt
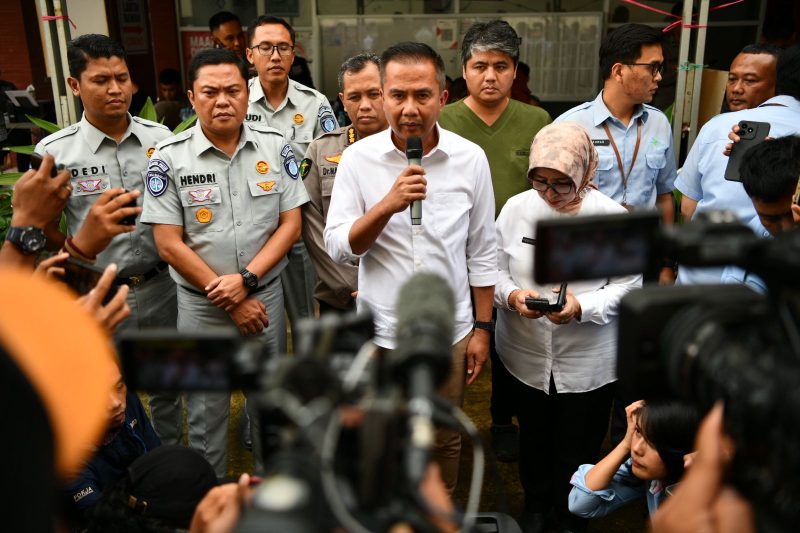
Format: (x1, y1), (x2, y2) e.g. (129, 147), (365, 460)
(675, 95), (800, 285)
(569, 459), (666, 518)
(555, 91), (677, 210)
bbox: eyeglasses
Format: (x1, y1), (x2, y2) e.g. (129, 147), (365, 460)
(529, 177), (574, 195)
(250, 42), (294, 56)
(625, 62), (666, 77)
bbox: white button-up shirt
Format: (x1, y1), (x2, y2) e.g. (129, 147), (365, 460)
(324, 126), (498, 348)
(493, 189), (642, 393)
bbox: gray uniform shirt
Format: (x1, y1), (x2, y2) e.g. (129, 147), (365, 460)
(299, 125), (359, 309)
(140, 122), (309, 289)
(245, 78), (338, 158)
(34, 114), (171, 277)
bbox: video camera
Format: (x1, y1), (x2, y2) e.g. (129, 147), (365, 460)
(534, 210), (800, 532)
(118, 273), (486, 533)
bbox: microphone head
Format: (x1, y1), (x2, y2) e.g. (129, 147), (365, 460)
(393, 272), (455, 387)
(405, 137), (423, 160)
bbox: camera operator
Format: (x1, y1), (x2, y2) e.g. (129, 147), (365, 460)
(720, 136), (800, 292)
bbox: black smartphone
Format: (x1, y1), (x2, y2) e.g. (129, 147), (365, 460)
(525, 282), (568, 312)
(29, 153), (59, 177)
(62, 257), (123, 306)
(724, 120), (771, 182)
(119, 190), (138, 226)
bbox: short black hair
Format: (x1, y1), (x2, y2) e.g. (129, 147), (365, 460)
(248, 15), (295, 46)
(460, 20), (520, 67)
(67, 34), (127, 79)
(599, 23), (663, 80)
(158, 68), (181, 86)
(776, 44), (800, 100)
(638, 401), (700, 486)
(338, 53), (381, 91)
(740, 136), (800, 202)
(208, 11), (240, 33)
(381, 42), (446, 91)
(187, 48), (248, 88)
(739, 43), (782, 61)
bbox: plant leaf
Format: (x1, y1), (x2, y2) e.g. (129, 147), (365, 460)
(138, 97), (158, 122)
(25, 115), (61, 134)
(173, 114), (197, 134)
(5, 145), (35, 155)
(0, 172), (25, 186)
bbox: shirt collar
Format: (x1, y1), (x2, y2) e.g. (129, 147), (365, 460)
(248, 78), (295, 110)
(191, 121), (256, 157)
(379, 124), (451, 159)
(592, 90), (649, 128)
(759, 94), (800, 110)
(80, 113), (139, 153)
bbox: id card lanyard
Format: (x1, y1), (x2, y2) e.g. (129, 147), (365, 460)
(602, 118), (642, 209)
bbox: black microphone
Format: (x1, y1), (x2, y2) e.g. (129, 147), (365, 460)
(405, 137), (423, 226)
(392, 272), (454, 484)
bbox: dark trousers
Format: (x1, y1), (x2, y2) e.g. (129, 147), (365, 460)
(489, 308), (516, 425)
(512, 373), (614, 529)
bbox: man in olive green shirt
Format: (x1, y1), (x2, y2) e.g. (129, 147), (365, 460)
(439, 20), (550, 466)
(439, 21), (550, 217)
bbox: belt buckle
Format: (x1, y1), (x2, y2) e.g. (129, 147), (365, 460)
(129, 274), (145, 287)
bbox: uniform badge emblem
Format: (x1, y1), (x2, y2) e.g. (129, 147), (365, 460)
(146, 171), (168, 197)
(195, 207), (213, 224)
(324, 153), (342, 165)
(188, 189), (212, 203)
(299, 158), (312, 179)
(256, 160), (270, 174)
(293, 113), (304, 125)
(347, 127), (356, 145)
(280, 144), (299, 180)
(146, 147), (155, 158)
(77, 179), (104, 192)
(317, 106), (337, 133)
(256, 180), (277, 192)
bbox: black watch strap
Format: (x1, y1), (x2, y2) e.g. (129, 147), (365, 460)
(5, 226), (46, 255)
(473, 320), (495, 332)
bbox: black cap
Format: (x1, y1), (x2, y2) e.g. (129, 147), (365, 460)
(126, 445), (218, 528)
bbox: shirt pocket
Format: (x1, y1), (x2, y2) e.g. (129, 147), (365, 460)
(285, 124), (314, 153)
(180, 185), (222, 233)
(247, 177), (281, 225)
(645, 150), (667, 184)
(432, 192), (471, 241)
(595, 155), (614, 190)
(320, 176), (335, 218)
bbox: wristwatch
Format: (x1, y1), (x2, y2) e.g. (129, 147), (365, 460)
(5, 226), (46, 255)
(239, 268), (259, 292)
(473, 320), (495, 332)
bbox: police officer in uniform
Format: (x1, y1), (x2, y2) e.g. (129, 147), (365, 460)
(141, 49), (309, 477)
(300, 53), (387, 312)
(245, 15), (338, 344)
(34, 34), (181, 444)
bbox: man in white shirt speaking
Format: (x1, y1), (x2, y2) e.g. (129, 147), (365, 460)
(324, 42), (498, 494)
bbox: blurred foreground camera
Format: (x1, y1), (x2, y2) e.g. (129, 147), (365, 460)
(535, 210), (800, 531)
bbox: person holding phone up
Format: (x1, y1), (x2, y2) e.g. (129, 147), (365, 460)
(493, 122), (641, 533)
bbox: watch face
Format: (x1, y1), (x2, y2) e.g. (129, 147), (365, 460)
(21, 228), (46, 253)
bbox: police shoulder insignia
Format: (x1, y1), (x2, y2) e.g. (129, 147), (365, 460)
(324, 153), (342, 165)
(347, 127), (356, 145)
(317, 105), (337, 133)
(257, 180), (277, 192)
(148, 158), (170, 173)
(146, 171), (168, 197)
(281, 144), (299, 180)
(299, 158), (312, 179)
(195, 207), (212, 224)
(256, 160), (270, 174)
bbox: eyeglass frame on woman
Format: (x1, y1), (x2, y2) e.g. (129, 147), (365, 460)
(528, 175), (575, 195)
(624, 62), (665, 77)
(249, 42), (294, 56)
